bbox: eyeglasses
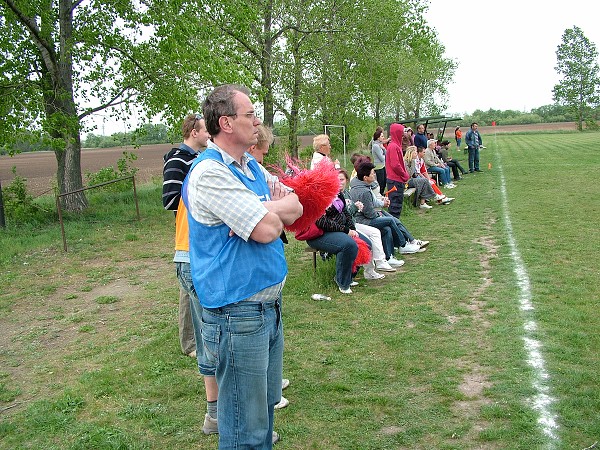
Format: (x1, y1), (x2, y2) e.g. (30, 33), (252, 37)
(227, 112), (258, 121)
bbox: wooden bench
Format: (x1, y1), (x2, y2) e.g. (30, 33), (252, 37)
(403, 187), (416, 207)
(426, 171), (439, 185)
(305, 246), (319, 273)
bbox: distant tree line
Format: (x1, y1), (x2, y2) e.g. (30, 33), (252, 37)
(4, 103), (598, 156)
(464, 103), (600, 127)
(82, 124), (173, 149)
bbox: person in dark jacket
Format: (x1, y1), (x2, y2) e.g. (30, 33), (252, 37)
(162, 114), (211, 357)
(465, 122), (483, 172)
(307, 192), (372, 294)
(413, 124), (428, 150)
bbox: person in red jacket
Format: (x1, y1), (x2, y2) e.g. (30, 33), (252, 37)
(384, 123), (409, 218)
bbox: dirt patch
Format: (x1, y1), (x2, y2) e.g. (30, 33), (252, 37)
(445, 217), (499, 442)
(0, 257), (172, 416)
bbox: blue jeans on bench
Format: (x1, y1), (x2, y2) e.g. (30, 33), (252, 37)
(427, 166), (451, 185)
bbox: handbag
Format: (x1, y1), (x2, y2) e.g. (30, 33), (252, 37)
(294, 223), (324, 241)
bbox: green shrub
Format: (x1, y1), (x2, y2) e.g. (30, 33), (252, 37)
(85, 151), (138, 192)
(2, 167), (53, 225)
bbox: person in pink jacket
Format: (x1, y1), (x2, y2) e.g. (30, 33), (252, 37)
(384, 123), (409, 217)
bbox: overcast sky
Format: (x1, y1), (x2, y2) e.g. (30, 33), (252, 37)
(426, 0), (600, 116)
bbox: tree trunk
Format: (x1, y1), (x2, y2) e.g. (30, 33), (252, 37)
(288, 33), (302, 158)
(374, 91), (381, 125)
(261, 0), (274, 127)
(0, 178), (6, 228)
(55, 135), (88, 211)
(53, 0), (87, 211)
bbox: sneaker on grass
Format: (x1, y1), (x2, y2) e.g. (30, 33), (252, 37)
(202, 414), (218, 435)
(399, 242), (420, 254)
(274, 396), (289, 410)
(375, 260), (396, 272)
(411, 239), (429, 248)
(364, 268), (385, 280)
(387, 256), (405, 267)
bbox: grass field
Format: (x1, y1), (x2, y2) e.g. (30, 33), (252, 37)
(1, 131), (599, 449)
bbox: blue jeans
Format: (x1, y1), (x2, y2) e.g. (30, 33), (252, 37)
(468, 147), (480, 171)
(368, 216), (408, 256)
(202, 299), (283, 449)
(382, 211), (414, 243)
(427, 166), (451, 185)
(176, 262), (215, 376)
(308, 232), (358, 289)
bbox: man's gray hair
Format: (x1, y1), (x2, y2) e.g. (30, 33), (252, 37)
(202, 84), (251, 136)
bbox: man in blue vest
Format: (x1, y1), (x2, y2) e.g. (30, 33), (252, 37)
(183, 84), (303, 449)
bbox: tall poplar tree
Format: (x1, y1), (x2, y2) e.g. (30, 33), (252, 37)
(553, 26), (600, 131)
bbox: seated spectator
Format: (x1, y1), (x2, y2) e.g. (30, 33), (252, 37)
(438, 140), (466, 181)
(349, 155), (429, 249)
(339, 169), (397, 273)
(412, 146), (454, 206)
(349, 162), (422, 259)
(307, 189), (373, 294)
(311, 134), (340, 170)
(403, 145), (438, 209)
(424, 139), (455, 188)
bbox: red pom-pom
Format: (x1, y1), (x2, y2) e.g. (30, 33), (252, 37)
(352, 236), (372, 272)
(270, 155), (340, 232)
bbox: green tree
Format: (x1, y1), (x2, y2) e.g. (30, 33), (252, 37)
(0, 0), (236, 212)
(553, 26), (600, 131)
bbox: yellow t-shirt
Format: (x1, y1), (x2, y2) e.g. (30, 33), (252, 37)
(174, 198), (189, 252)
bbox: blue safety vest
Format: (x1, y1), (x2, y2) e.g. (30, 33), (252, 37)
(182, 149), (286, 308)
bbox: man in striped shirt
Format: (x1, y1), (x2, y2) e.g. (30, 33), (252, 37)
(162, 114), (211, 357)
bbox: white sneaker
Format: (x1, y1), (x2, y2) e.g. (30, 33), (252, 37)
(419, 203), (432, 209)
(445, 183), (456, 189)
(387, 257), (405, 267)
(339, 286), (353, 294)
(364, 268), (385, 280)
(375, 260), (396, 272)
(274, 396), (289, 410)
(434, 194), (445, 201)
(350, 281), (359, 287)
(442, 197), (455, 204)
(399, 243), (420, 254)
(411, 239), (429, 248)
(282, 379), (290, 390)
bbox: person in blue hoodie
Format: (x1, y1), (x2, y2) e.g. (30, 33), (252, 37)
(183, 84), (303, 449)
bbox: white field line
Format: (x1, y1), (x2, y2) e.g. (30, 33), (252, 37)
(498, 167), (559, 445)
